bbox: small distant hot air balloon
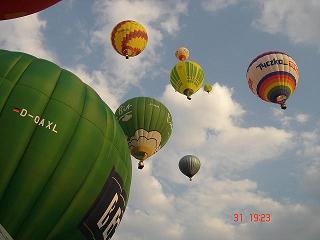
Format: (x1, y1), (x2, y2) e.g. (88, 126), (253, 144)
(246, 51), (299, 110)
(170, 60), (204, 100)
(175, 47), (189, 61)
(203, 83), (213, 93)
(179, 155), (201, 181)
(111, 20), (148, 59)
(115, 97), (173, 169)
(0, 0), (61, 20)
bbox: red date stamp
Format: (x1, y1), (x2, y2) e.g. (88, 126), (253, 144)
(234, 212), (271, 223)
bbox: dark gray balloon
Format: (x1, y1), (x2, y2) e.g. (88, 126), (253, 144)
(179, 155), (201, 181)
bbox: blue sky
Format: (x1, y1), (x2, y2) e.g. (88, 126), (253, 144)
(1, 0), (320, 239)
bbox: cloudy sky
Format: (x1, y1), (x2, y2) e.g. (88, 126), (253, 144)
(1, 0), (320, 239)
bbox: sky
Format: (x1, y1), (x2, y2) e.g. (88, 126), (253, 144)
(1, 0), (320, 239)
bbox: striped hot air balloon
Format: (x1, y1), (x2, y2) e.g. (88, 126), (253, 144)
(179, 155), (201, 181)
(0, 49), (132, 240)
(115, 97), (173, 169)
(246, 51), (299, 110)
(170, 60), (205, 100)
(0, 0), (61, 20)
(110, 20), (148, 59)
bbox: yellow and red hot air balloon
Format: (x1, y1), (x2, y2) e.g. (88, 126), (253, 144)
(246, 51), (299, 110)
(175, 47), (189, 61)
(111, 20), (148, 59)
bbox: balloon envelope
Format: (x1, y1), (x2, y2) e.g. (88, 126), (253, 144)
(179, 155), (201, 181)
(111, 20), (148, 59)
(246, 51), (299, 109)
(0, 0), (61, 20)
(203, 83), (213, 93)
(115, 97), (173, 168)
(170, 60), (204, 100)
(175, 47), (189, 61)
(0, 49), (131, 240)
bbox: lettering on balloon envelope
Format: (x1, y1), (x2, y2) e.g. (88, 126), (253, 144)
(79, 168), (127, 240)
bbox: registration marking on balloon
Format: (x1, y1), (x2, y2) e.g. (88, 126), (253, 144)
(12, 107), (58, 133)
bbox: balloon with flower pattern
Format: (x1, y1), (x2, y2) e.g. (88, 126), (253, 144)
(115, 97), (173, 169)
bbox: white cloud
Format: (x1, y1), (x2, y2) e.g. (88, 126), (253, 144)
(252, 0), (320, 49)
(115, 169), (320, 240)
(296, 128), (320, 199)
(69, 65), (120, 111)
(0, 14), (56, 61)
(200, 0), (320, 50)
(272, 108), (310, 127)
(296, 113), (309, 123)
(201, 0), (241, 12)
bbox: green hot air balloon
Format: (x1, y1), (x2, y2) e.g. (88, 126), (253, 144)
(0, 49), (132, 240)
(179, 155), (201, 181)
(203, 83), (213, 93)
(115, 97), (173, 169)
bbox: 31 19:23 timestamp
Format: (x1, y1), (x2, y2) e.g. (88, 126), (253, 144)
(234, 213), (271, 223)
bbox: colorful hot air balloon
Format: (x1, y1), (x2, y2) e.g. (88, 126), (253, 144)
(111, 20), (148, 59)
(170, 60), (205, 100)
(115, 97), (173, 169)
(179, 155), (201, 181)
(203, 83), (213, 93)
(0, 0), (61, 20)
(175, 47), (189, 61)
(246, 51), (299, 110)
(0, 49), (132, 240)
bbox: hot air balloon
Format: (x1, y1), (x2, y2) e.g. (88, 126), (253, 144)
(0, 49), (132, 240)
(0, 0), (61, 20)
(203, 83), (213, 93)
(111, 20), (148, 59)
(170, 60), (205, 100)
(175, 47), (189, 61)
(246, 51), (299, 110)
(179, 155), (201, 181)
(115, 97), (173, 169)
